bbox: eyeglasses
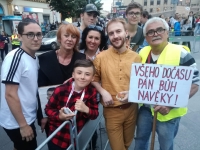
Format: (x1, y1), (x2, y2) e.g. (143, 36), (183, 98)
(127, 11), (141, 17)
(88, 25), (103, 31)
(21, 33), (43, 40)
(146, 28), (166, 37)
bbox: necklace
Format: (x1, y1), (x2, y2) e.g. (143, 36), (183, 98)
(56, 49), (73, 65)
(85, 48), (100, 60)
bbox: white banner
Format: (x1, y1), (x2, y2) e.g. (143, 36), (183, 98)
(128, 63), (194, 107)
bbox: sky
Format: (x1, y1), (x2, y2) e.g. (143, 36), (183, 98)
(101, 0), (112, 12)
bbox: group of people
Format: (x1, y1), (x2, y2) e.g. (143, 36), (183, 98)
(0, 2), (199, 150)
(165, 11), (200, 49)
(41, 22), (58, 36)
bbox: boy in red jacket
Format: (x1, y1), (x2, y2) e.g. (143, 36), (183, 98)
(45, 59), (99, 150)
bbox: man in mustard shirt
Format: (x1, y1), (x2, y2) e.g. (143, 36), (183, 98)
(92, 18), (141, 150)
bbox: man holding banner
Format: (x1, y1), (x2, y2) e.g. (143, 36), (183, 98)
(132, 17), (200, 150)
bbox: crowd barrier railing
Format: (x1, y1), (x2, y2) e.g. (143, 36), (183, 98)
(169, 31), (200, 53)
(35, 121), (75, 150)
(194, 35), (200, 53)
(77, 104), (104, 150)
(36, 103), (104, 150)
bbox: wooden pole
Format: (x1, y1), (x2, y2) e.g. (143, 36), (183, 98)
(150, 111), (158, 150)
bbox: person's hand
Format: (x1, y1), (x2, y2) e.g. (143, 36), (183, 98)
(117, 91), (129, 103)
(101, 90), (113, 106)
(75, 99), (89, 114)
(20, 124), (34, 142)
(4, 40), (8, 43)
(41, 117), (48, 133)
(154, 105), (173, 115)
(59, 107), (75, 121)
(63, 77), (72, 84)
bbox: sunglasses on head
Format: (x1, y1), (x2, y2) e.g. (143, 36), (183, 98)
(88, 25), (103, 31)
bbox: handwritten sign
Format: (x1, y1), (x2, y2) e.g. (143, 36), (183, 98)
(128, 63), (194, 107)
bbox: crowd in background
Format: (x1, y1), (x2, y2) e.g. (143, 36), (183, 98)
(0, 2), (199, 150)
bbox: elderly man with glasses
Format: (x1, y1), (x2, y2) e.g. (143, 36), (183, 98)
(134, 17), (199, 150)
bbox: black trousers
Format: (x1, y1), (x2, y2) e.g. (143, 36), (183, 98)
(3, 122), (37, 150)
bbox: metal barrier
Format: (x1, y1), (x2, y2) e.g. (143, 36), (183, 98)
(35, 121), (75, 150)
(77, 104), (104, 150)
(36, 103), (105, 150)
(194, 35), (200, 53)
(169, 31), (200, 53)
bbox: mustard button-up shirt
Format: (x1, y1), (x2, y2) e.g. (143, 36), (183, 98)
(93, 47), (141, 107)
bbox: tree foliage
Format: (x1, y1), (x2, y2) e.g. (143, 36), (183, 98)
(47, 0), (103, 20)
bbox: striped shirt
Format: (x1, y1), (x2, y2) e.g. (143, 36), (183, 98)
(148, 47), (199, 85)
(0, 48), (39, 129)
(180, 47), (200, 85)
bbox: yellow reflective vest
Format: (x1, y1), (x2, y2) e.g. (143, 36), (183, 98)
(139, 43), (190, 122)
(11, 35), (20, 46)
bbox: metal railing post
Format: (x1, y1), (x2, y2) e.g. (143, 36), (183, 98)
(36, 121), (75, 150)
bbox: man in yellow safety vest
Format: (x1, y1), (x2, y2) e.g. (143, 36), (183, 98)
(11, 31), (20, 50)
(133, 17), (199, 150)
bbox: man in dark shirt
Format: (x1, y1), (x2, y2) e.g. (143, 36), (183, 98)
(50, 23), (56, 31)
(126, 2), (144, 51)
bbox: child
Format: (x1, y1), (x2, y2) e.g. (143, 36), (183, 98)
(45, 59), (99, 150)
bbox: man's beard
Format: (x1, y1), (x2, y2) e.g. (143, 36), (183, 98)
(110, 37), (126, 49)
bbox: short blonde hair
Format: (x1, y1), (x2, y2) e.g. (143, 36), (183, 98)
(106, 18), (127, 33)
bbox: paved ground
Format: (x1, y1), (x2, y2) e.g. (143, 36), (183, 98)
(0, 40), (200, 150)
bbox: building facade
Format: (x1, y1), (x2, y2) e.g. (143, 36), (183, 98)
(114, 0), (199, 17)
(0, 0), (61, 35)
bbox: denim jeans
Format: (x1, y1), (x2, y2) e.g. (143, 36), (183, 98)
(134, 106), (181, 150)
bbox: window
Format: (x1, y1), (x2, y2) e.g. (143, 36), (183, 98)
(157, 0), (161, 5)
(43, 15), (50, 25)
(0, 6), (4, 15)
(44, 31), (57, 38)
(0, 17), (2, 31)
(164, 0), (168, 4)
(144, 0), (147, 6)
(150, 0), (154, 5)
(150, 8), (153, 12)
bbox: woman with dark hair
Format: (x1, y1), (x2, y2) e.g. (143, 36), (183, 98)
(37, 23), (86, 141)
(182, 19), (192, 49)
(79, 25), (107, 149)
(79, 25), (108, 60)
(165, 17), (171, 28)
(0, 31), (9, 61)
